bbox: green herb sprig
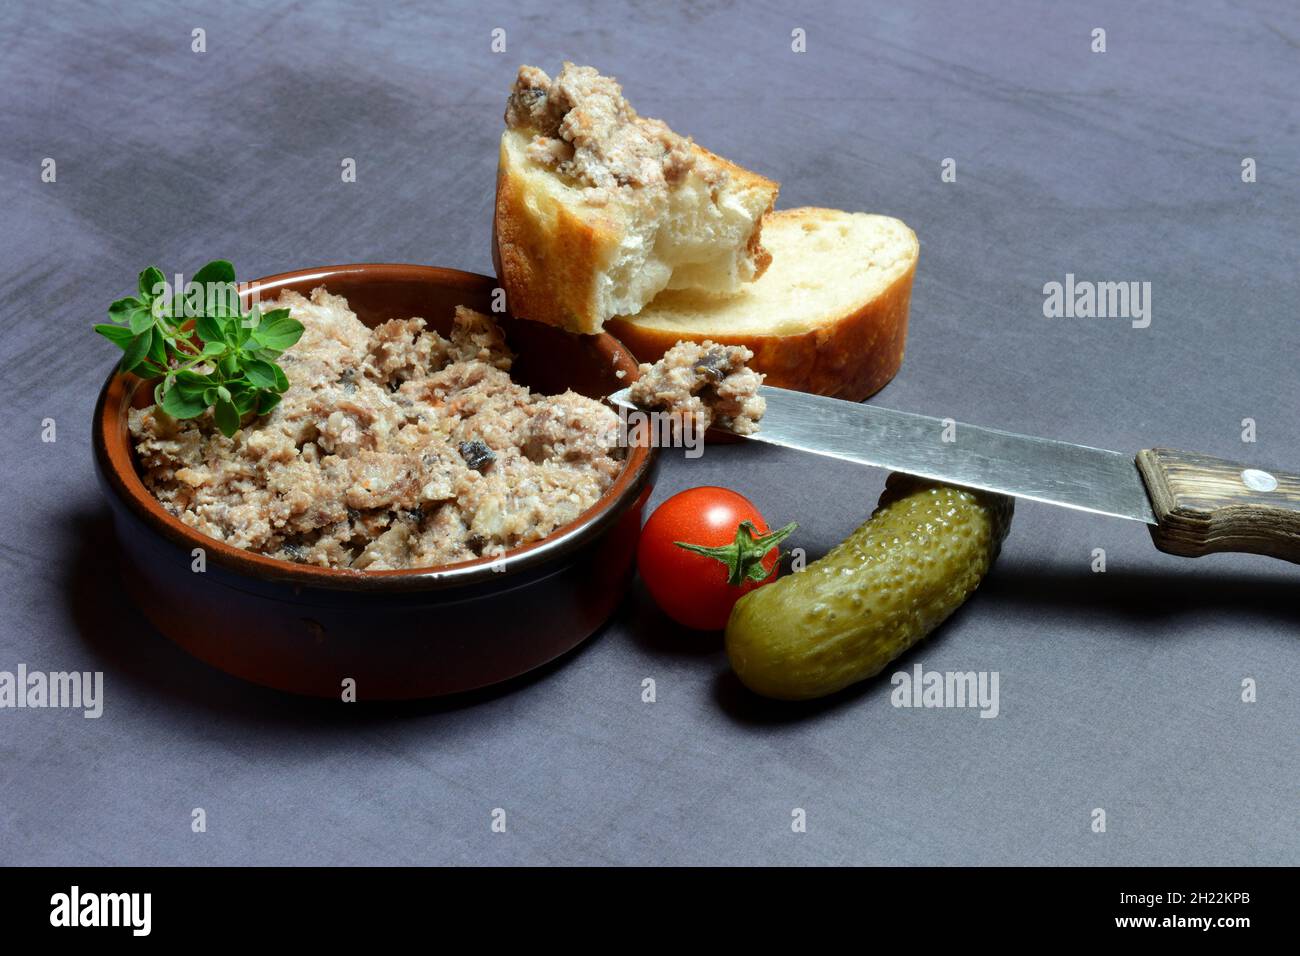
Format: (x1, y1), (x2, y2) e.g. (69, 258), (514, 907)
(94, 261), (303, 437)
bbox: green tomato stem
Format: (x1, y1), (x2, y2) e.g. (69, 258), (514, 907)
(675, 520), (798, 587)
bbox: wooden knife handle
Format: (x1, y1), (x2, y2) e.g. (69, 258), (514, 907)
(1137, 448), (1300, 563)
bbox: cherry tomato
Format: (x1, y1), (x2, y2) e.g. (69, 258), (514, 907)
(637, 486), (796, 631)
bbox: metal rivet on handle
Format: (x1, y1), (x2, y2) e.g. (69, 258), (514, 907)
(1241, 468), (1278, 493)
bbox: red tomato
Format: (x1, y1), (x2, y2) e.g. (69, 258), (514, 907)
(637, 487), (796, 631)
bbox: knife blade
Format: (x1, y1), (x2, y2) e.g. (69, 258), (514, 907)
(607, 385), (1157, 524)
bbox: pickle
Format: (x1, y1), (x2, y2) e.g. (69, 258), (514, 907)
(725, 474), (1014, 700)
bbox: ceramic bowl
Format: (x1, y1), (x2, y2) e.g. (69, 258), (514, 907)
(92, 264), (657, 698)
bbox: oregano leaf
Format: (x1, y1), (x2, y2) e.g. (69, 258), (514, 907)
(213, 398), (240, 437)
(118, 332), (152, 374)
(161, 384), (209, 419)
(243, 359), (279, 389)
(94, 324), (134, 348)
(253, 314), (304, 350)
(108, 297), (140, 324)
(147, 327), (168, 368)
(194, 313), (225, 344)
(192, 260), (237, 287)
(138, 266), (166, 301)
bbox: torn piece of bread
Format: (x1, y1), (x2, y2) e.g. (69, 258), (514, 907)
(492, 63), (779, 335)
(606, 208), (920, 402)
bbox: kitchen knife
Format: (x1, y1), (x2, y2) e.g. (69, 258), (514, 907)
(607, 385), (1300, 563)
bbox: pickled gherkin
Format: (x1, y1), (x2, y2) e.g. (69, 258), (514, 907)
(725, 474), (1014, 700)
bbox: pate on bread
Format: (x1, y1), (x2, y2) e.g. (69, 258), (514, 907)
(493, 63), (778, 335)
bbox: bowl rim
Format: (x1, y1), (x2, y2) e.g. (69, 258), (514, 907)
(92, 263), (655, 593)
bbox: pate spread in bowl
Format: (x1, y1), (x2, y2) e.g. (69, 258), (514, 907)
(93, 264), (657, 698)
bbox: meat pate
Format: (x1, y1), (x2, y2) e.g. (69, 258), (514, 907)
(129, 289), (624, 570)
(628, 340), (766, 435)
(504, 62), (723, 205)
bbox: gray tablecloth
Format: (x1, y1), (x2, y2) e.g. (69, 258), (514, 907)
(1, 0), (1296, 866)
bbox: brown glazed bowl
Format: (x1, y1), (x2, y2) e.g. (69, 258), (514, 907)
(92, 264), (657, 699)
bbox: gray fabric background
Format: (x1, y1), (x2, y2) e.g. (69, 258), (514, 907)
(1, 0), (1296, 866)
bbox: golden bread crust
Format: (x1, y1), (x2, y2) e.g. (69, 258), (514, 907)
(493, 135), (614, 334)
(606, 209), (919, 402)
(493, 133), (777, 334)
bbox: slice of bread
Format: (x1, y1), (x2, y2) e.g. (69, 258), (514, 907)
(492, 64), (779, 335)
(605, 208), (920, 402)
